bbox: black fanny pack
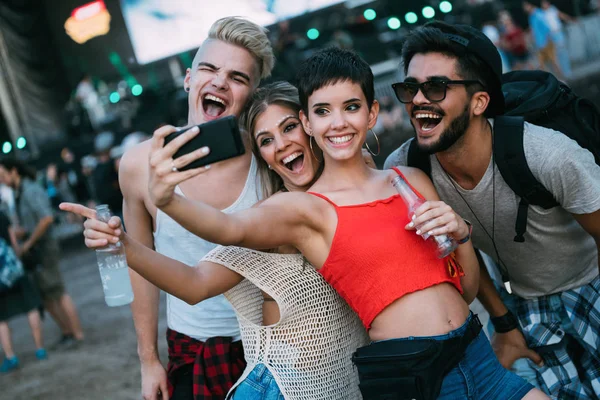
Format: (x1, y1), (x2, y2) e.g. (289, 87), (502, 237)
(352, 314), (482, 400)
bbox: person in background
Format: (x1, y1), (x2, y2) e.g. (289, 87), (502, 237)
(0, 158), (84, 350)
(43, 164), (64, 210)
(110, 131), (150, 173)
(91, 131), (122, 219)
(59, 147), (92, 205)
(523, 1), (565, 79)
(499, 11), (534, 71)
(482, 19), (510, 72)
(0, 207), (47, 373)
(540, 0), (575, 79)
(75, 74), (106, 131)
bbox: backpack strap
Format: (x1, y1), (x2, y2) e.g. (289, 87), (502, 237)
(493, 116), (558, 243)
(407, 139), (432, 179)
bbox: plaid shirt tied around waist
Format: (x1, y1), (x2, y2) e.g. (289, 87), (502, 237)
(509, 276), (600, 399)
(167, 329), (245, 400)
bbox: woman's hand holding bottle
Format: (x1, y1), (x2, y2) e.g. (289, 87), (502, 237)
(58, 203), (122, 249)
(406, 201), (470, 243)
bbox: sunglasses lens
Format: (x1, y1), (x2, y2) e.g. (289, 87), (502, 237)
(395, 83), (418, 103)
(422, 81), (447, 102)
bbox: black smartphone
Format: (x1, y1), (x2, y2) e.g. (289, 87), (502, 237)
(164, 115), (245, 171)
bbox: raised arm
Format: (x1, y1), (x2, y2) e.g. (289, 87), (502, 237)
(147, 125), (320, 252)
(400, 167), (480, 303)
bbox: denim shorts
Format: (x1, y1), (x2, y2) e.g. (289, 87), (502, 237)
(231, 364), (284, 400)
(373, 313), (535, 399)
(433, 314), (535, 399)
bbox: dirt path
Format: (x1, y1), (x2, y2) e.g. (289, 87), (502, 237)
(0, 243), (169, 400)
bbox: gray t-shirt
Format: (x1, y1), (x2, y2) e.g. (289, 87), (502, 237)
(16, 178), (56, 247)
(384, 120), (600, 298)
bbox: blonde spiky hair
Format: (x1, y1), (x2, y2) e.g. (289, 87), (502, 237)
(204, 16), (275, 82)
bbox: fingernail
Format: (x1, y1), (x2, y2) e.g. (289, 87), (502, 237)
(407, 222), (414, 228)
(411, 215), (416, 221)
(205, 164), (211, 170)
(416, 230), (421, 235)
(112, 237), (119, 243)
(201, 147), (209, 154)
(192, 126), (199, 133)
(427, 231), (433, 236)
(115, 230), (121, 236)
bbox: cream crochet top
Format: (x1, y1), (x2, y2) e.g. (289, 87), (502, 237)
(202, 246), (368, 400)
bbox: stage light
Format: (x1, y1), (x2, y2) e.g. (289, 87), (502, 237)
(363, 9), (376, 21)
(109, 92), (120, 104)
(131, 84), (143, 96)
(2, 142), (12, 154)
(405, 12), (418, 24)
(307, 28), (320, 40)
(440, 1), (453, 13)
(16, 137), (26, 149)
(387, 17), (401, 30)
(422, 6), (435, 19)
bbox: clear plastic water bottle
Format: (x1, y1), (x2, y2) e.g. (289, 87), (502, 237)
(95, 205), (134, 307)
(391, 175), (458, 259)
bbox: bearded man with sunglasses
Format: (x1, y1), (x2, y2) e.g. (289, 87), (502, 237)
(385, 21), (600, 399)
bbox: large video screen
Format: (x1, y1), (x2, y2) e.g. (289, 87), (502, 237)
(120, 0), (345, 65)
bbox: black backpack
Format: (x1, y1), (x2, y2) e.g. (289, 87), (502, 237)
(407, 70), (600, 243)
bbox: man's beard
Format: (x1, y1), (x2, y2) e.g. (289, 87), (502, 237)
(414, 103), (471, 155)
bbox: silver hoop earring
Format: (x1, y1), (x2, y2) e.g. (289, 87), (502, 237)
(364, 129), (380, 156)
(309, 136), (322, 162)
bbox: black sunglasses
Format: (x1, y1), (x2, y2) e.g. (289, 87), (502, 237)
(391, 79), (484, 104)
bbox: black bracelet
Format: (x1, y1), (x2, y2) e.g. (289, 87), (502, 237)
(457, 219), (473, 245)
(490, 310), (520, 333)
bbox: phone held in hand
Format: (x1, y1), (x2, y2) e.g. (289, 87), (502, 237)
(164, 115), (245, 171)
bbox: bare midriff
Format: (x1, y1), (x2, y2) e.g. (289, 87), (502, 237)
(368, 283), (470, 342)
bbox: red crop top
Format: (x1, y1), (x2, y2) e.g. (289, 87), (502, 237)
(310, 167), (463, 330)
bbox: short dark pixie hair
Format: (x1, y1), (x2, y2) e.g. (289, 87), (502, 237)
(295, 47), (375, 113)
(401, 21), (503, 116)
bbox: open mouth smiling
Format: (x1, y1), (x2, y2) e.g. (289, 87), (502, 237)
(414, 111), (443, 132)
(281, 151), (305, 172)
(202, 93), (228, 117)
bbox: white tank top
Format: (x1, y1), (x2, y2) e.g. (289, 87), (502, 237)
(153, 156), (260, 341)
(202, 246), (369, 400)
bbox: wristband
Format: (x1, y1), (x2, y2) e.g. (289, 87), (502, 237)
(490, 310), (520, 333)
(457, 219), (473, 245)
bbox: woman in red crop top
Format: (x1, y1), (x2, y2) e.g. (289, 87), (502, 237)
(142, 47), (545, 400)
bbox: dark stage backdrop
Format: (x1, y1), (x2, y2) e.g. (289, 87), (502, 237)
(0, 0), (72, 154)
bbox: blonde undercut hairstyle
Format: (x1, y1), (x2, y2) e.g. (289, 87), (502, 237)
(206, 16), (275, 82)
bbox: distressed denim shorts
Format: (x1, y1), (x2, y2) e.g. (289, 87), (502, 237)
(231, 364), (284, 400)
(434, 314), (535, 399)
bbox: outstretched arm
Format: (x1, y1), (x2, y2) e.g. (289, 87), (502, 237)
(160, 191), (315, 251)
(147, 125), (319, 251)
(122, 232), (244, 304)
(59, 203), (244, 305)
